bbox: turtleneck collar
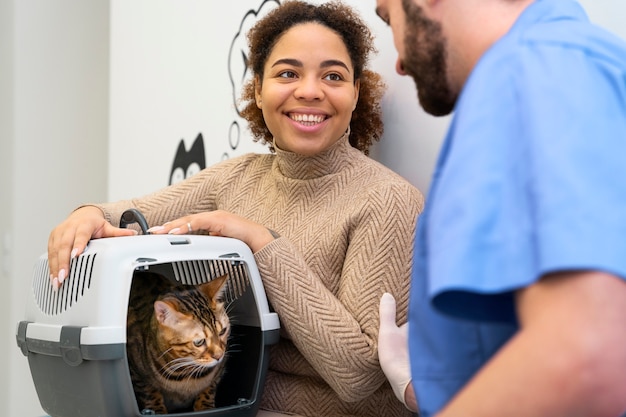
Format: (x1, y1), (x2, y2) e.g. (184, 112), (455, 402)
(273, 130), (358, 180)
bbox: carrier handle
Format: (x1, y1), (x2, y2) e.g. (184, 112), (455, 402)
(120, 208), (150, 235)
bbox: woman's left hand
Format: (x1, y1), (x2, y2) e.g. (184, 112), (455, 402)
(147, 210), (276, 253)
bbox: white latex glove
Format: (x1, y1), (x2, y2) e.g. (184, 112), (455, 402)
(378, 292), (412, 408)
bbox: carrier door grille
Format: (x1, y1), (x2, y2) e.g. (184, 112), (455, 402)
(32, 254), (97, 316)
(171, 259), (250, 302)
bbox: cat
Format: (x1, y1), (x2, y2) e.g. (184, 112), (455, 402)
(126, 272), (230, 414)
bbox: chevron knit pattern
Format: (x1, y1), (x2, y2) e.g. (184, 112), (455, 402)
(97, 135), (423, 417)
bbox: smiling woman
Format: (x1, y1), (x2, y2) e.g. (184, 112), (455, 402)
(254, 23), (360, 156)
(45, 1), (424, 416)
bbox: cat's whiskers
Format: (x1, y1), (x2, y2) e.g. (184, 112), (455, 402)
(224, 300), (236, 314)
(191, 363), (209, 379)
(162, 356), (220, 378)
(160, 357), (192, 379)
(224, 342), (243, 355)
(162, 357), (193, 371)
(224, 303), (243, 324)
(157, 347), (175, 361)
(178, 363), (211, 392)
(225, 351), (241, 359)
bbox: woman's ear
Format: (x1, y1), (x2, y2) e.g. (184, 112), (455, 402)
(254, 75), (263, 108)
(353, 78), (360, 111)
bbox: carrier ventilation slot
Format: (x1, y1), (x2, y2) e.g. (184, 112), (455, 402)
(32, 253), (97, 316)
(171, 259), (250, 302)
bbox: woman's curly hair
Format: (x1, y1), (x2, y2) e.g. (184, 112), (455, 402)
(239, 0), (386, 155)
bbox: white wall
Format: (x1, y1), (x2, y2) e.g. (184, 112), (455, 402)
(2, 1), (109, 416)
(2, 1), (624, 416)
(0, 0), (15, 412)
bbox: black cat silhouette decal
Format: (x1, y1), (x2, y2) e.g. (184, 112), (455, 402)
(169, 133), (206, 185)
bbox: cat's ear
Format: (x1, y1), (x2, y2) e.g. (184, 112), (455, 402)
(154, 300), (183, 326)
(200, 275), (229, 306)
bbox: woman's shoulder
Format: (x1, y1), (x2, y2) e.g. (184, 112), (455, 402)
(347, 153), (424, 210)
(354, 153), (421, 191)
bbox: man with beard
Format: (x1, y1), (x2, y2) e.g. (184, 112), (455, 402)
(374, 0), (626, 416)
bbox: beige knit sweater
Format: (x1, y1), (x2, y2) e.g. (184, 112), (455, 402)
(98, 136), (423, 417)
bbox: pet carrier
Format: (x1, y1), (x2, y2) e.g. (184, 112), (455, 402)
(16, 233), (280, 417)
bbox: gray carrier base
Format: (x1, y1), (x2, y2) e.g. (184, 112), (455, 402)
(16, 235), (280, 417)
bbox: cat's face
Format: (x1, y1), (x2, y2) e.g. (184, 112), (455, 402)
(156, 304), (230, 366)
(154, 276), (231, 368)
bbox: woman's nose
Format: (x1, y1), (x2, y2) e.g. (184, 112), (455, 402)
(294, 76), (324, 101)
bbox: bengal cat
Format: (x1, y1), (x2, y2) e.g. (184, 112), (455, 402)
(126, 272), (230, 414)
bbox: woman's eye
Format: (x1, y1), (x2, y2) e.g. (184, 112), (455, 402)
(324, 73), (343, 81)
(278, 70), (297, 78)
(193, 338), (206, 347)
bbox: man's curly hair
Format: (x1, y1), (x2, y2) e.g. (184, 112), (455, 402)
(239, 0), (385, 155)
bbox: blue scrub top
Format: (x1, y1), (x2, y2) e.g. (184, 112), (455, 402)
(409, 0), (626, 415)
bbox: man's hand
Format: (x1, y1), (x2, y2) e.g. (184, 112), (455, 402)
(378, 293), (416, 411)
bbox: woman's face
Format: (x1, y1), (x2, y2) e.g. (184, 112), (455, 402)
(255, 23), (360, 156)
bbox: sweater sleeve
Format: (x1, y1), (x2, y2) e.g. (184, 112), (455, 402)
(253, 180), (423, 402)
(93, 155), (255, 228)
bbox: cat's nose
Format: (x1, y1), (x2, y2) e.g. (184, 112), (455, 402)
(211, 347), (224, 361)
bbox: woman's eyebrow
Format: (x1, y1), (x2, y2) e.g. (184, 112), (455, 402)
(271, 58), (351, 73)
(321, 59), (350, 73)
(271, 58), (302, 68)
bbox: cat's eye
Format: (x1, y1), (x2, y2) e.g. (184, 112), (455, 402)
(193, 338), (206, 347)
(219, 327), (228, 337)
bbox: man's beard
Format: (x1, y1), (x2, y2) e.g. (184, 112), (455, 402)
(402, 0), (456, 116)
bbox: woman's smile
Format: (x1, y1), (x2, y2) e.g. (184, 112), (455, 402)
(288, 112), (327, 126)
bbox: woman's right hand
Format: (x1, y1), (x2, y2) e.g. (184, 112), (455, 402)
(47, 205), (137, 290)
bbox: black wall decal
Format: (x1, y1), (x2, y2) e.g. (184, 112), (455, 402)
(169, 133), (206, 185)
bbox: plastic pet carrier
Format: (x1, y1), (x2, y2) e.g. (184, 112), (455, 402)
(16, 234), (280, 417)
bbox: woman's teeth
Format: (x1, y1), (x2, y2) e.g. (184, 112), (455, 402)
(290, 113), (325, 125)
